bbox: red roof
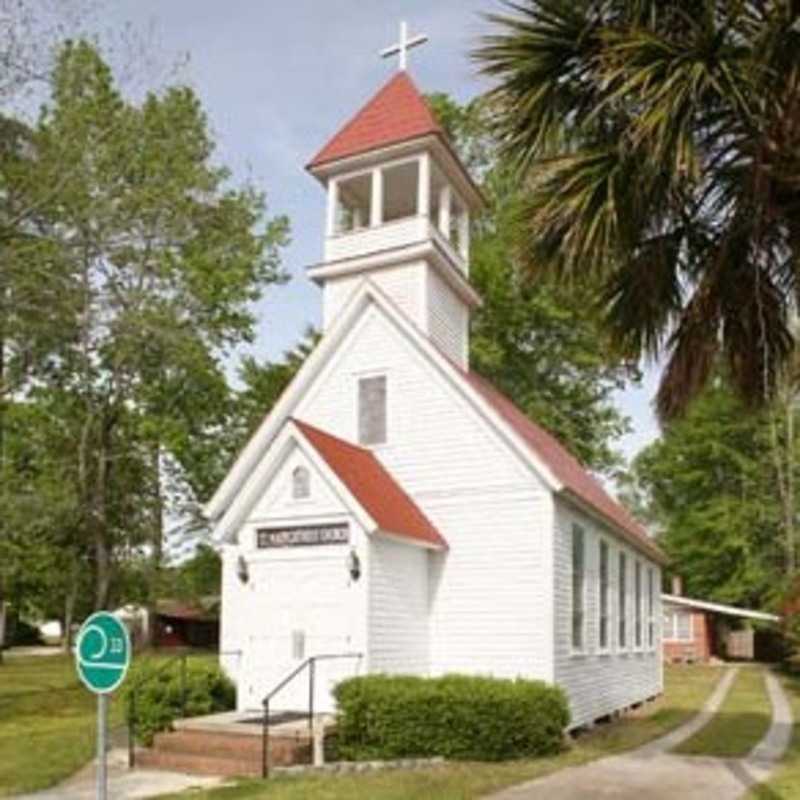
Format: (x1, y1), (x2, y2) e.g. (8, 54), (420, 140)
(294, 419), (447, 549)
(308, 72), (444, 168)
(465, 371), (666, 564)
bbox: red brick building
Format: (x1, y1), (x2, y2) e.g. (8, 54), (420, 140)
(662, 593), (779, 663)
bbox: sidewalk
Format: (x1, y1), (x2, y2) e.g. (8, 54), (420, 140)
(13, 748), (224, 800)
(489, 668), (792, 800)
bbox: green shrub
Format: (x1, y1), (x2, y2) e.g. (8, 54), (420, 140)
(123, 658), (235, 745)
(333, 673), (570, 762)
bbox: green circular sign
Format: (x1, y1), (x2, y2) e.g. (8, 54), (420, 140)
(75, 611), (131, 694)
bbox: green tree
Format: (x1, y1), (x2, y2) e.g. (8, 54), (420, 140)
(632, 382), (784, 606)
(7, 40), (288, 610)
(169, 544), (222, 603)
(476, 1), (800, 419)
(428, 93), (634, 474)
(227, 327), (320, 458)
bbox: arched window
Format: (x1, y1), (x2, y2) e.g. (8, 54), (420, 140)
(292, 466), (310, 499)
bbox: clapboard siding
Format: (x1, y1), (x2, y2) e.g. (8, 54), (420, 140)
(297, 306), (535, 496)
(220, 544), (248, 688)
(322, 263), (424, 331)
(220, 439), (369, 713)
(297, 304), (554, 681)
(426, 487), (553, 680)
(368, 537), (429, 674)
(324, 216), (429, 263)
(553, 498), (663, 728)
(426, 267), (468, 368)
(248, 443), (344, 522)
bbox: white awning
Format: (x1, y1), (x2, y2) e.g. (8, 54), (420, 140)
(662, 593), (780, 623)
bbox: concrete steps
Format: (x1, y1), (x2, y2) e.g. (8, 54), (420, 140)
(137, 727), (311, 777)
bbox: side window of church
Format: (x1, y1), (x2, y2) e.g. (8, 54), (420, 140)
(292, 466), (310, 499)
(571, 524), (585, 651)
(358, 375), (387, 445)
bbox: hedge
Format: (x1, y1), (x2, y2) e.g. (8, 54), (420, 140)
(123, 658), (235, 745)
(333, 673), (570, 762)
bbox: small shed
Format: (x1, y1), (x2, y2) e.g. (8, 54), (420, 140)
(113, 598), (220, 650)
(153, 598), (220, 649)
(662, 593), (780, 663)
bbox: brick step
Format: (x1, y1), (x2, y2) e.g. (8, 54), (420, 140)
(153, 729), (308, 760)
(136, 748), (262, 778)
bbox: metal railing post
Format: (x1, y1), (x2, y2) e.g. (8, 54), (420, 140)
(262, 698), (270, 778)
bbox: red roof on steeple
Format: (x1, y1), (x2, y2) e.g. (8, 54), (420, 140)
(308, 72), (444, 169)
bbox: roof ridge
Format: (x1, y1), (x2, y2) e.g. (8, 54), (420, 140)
(292, 417), (447, 549)
(292, 417), (370, 455)
(463, 369), (664, 563)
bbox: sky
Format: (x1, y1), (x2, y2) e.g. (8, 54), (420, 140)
(94, 0), (661, 462)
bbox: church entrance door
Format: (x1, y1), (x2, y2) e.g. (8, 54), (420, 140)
(242, 552), (359, 713)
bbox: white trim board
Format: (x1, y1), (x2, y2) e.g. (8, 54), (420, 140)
(661, 594), (780, 622)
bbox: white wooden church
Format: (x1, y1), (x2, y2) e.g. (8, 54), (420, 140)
(207, 31), (667, 729)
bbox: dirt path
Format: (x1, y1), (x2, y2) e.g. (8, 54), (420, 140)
(488, 668), (792, 800)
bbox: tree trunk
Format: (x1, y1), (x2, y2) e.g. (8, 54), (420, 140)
(92, 412), (117, 611)
(786, 397), (796, 575)
(144, 443), (163, 649)
(0, 588), (6, 665)
(0, 274), (6, 665)
(769, 403), (796, 576)
(62, 563), (79, 652)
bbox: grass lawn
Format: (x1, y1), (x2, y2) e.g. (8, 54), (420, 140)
(0, 649), (212, 797)
(747, 671), (800, 799)
(0, 652), (115, 796)
(155, 665), (723, 800)
(674, 666), (771, 759)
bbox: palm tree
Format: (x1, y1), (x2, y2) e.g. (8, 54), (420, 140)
(475, 0), (800, 419)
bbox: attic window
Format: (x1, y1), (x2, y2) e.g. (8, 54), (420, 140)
(358, 375), (387, 446)
(292, 466), (310, 499)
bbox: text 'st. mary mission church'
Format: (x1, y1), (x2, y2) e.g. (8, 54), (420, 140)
(208, 29), (667, 727)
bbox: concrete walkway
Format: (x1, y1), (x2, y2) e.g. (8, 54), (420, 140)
(489, 667), (793, 800)
(13, 748), (225, 800)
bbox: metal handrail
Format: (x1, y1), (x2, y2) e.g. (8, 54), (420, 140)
(261, 652), (362, 778)
(127, 649), (242, 768)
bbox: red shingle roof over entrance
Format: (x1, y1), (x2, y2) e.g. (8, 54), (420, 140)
(307, 72), (444, 169)
(465, 371), (666, 564)
(294, 419), (447, 549)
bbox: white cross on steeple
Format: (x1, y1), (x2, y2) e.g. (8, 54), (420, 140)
(380, 21), (428, 71)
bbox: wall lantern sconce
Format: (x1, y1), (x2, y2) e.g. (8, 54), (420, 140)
(237, 555), (250, 585)
(347, 548), (361, 582)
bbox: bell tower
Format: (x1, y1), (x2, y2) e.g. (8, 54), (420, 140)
(306, 24), (483, 368)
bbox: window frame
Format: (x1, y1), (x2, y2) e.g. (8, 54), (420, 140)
(647, 567), (656, 650)
(355, 371), (389, 447)
(598, 538), (611, 654)
(618, 550), (628, 651)
(634, 560), (643, 650)
(291, 465), (311, 500)
(571, 523), (587, 654)
(663, 607), (694, 642)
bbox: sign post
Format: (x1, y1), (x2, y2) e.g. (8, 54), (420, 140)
(75, 611), (132, 800)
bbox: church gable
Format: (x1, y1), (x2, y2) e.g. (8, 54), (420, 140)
(247, 435), (346, 525)
(296, 298), (546, 501)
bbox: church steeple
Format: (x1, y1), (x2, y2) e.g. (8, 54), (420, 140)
(306, 42), (483, 368)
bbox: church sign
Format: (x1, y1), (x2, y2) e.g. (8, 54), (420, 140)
(257, 523), (349, 549)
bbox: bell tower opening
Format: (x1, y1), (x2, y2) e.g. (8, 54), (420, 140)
(306, 26), (483, 368)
